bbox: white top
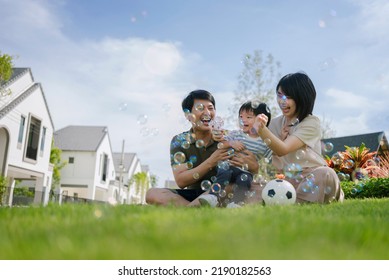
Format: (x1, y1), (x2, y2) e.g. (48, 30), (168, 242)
(268, 114), (327, 170)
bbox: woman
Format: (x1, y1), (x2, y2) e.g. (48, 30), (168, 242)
(254, 72), (344, 203)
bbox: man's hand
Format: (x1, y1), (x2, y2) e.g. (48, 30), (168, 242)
(229, 149), (259, 173)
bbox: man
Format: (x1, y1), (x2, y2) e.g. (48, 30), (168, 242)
(145, 89), (260, 206)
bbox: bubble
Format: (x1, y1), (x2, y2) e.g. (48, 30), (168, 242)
(118, 102), (128, 111)
(227, 192), (234, 199)
(324, 186), (332, 195)
(94, 209), (103, 218)
(240, 174), (248, 181)
(173, 152), (186, 164)
(337, 172), (346, 181)
(211, 183), (222, 194)
(331, 152), (344, 165)
(319, 57), (337, 71)
(186, 161), (193, 169)
(264, 138), (272, 146)
(195, 139), (205, 148)
(150, 128), (159, 136)
(343, 160), (355, 169)
(189, 155), (197, 163)
(251, 99), (260, 109)
(193, 173), (200, 179)
(200, 180), (212, 191)
(210, 116), (224, 130)
(186, 113), (196, 123)
(323, 142), (334, 153)
(290, 118), (299, 126)
(239, 118), (244, 128)
(318, 19), (326, 28)
(140, 127), (150, 137)
(211, 176), (217, 182)
(181, 141), (190, 149)
(283, 163), (302, 179)
(217, 142), (224, 149)
(137, 114), (148, 125)
(194, 103), (204, 112)
(295, 149), (306, 160)
(218, 161), (230, 170)
(227, 148), (235, 156)
(219, 189), (227, 198)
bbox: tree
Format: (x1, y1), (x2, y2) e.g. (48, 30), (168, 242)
(0, 175), (9, 206)
(320, 114), (336, 139)
(50, 140), (67, 191)
(227, 49), (282, 126)
(130, 172), (150, 203)
(0, 51), (14, 98)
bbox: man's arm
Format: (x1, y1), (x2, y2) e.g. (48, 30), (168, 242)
(173, 148), (231, 188)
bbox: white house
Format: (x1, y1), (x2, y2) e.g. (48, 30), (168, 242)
(53, 125), (117, 203)
(112, 152), (145, 204)
(0, 68), (54, 206)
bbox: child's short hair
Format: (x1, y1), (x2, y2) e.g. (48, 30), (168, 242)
(239, 101), (271, 127)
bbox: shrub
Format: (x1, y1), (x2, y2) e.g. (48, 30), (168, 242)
(341, 177), (389, 199)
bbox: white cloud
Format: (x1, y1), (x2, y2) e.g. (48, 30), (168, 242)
(325, 88), (368, 109)
(350, 0), (389, 40)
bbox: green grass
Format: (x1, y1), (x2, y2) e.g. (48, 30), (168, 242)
(1, 199), (388, 260)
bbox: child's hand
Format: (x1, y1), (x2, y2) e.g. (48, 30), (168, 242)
(229, 140), (245, 152)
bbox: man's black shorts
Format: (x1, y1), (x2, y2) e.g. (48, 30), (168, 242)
(170, 189), (205, 202)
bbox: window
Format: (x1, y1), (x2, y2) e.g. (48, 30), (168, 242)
(17, 115), (26, 148)
(39, 126), (46, 156)
(25, 116), (41, 162)
(68, 157), (74, 164)
(101, 154), (108, 182)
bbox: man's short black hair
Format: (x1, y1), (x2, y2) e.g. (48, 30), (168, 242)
(182, 89), (216, 112)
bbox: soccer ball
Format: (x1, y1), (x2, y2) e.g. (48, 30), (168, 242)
(262, 179), (296, 205)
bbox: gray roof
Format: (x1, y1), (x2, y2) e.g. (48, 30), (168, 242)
(322, 131), (388, 157)
(112, 152), (137, 172)
(0, 68), (55, 129)
(54, 125), (109, 151)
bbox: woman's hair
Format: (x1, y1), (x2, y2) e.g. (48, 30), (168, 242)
(276, 72), (316, 122)
(181, 89), (216, 112)
(239, 101), (271, 127)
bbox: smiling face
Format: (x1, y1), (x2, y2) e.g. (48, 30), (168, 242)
(277, 88), (297, 121)
(187, 99), (215, 132)
(239, 109), (256, 134)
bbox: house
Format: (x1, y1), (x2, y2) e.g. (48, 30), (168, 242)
(53, 125), (117, 203)
(112, 152), (145, 204)
(0, 68), (54, 206)
(322, 131), (388, 157)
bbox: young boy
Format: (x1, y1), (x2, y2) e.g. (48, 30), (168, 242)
(199, 101), (272, 207)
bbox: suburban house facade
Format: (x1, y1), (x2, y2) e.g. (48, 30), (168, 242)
(0, 68), (54, 206)
(112, 152), (146, 204)
(53, 125), (118, 203)
(53, 125), (150, 204)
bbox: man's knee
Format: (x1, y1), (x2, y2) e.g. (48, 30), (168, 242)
(146, 188), (160, 204)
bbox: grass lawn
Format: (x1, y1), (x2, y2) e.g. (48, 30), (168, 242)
(0, 198), (388, 260)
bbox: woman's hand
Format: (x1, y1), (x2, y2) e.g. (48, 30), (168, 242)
(253, 113), (268, 134)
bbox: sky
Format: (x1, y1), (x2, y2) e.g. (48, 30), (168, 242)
(1, 0), (388, 185)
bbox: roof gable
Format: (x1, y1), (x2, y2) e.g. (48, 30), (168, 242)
(0, 68), (55, 129)
(54, 125), (109, 151)
(112, 152), (137, 172)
